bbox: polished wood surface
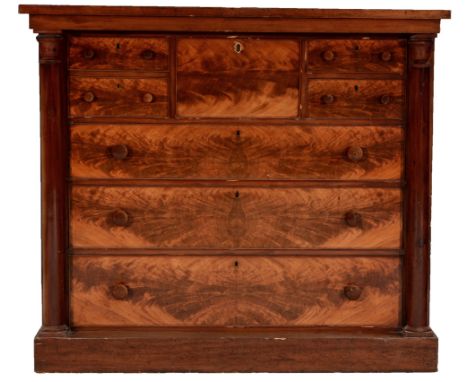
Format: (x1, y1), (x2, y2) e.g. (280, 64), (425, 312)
(71, 186), (401, 249)
(306, 79), (404, 119)
(70, 124), (403, 180)
(177, 38), (299, 72)
(176, 74), (298, 118)
(69, 77), (168, 117)
(20, 5), (449, 373)
(307, 39), (405, 75)
(69, 36), (169, 71)
(70, 256), (401, 327)
(404, 35), (435, 334)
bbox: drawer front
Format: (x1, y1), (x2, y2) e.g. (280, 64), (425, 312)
(69, 36), (169, 71)
(71, 124), (403, 180)
(176, 38), (299, 118)
(71, 187), (402, 249)
(70, 256), (401, 327)
(177, 73), (299, 118)
(307, 39), (405, 75)
(306, 80), (404, 119)
(69, 77), (168, 118)
(177, 38), (299, 72)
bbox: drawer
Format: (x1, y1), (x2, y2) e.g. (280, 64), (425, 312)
(177, 38), (299, 72)
(71, 124), (403, 180)
(69, 36), (169, 71)
(306, 80), (404, 119)
(177, 73), (299, 118)
(307, 39), (405, 75)
(176, 38), (299, 118)
(69, 77), (168, 118)
(70, 187), (402, 249)
(70, 256), (401, 327)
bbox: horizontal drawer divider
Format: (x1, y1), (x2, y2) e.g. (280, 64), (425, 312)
(69, 117), (405, 125)
(305, 73), (404, 80)
(69, 178), (404, 188)
(69, 70), (170, 78)
(70, 248), (404, 256)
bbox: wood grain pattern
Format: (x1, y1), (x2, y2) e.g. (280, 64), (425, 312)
(176, 72), (299, 118)
(69, 36), (169, 71)
(70, 124), (403, 180)
(177, 38), (299, 72)
(70, 187), (402, 249)
(307, 39), (405, 75)
(69, 77), (168, 118)
(70, 256), (401, 327)
(306, 79), (404, 119)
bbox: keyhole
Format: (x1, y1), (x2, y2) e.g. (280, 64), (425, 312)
(354, 45), (360, 51)
(236, 130), (241, 137)
(354, 85), (359, 92)
(235, 191), (240, 198)
(234, 260), (239, 267)
(233, 41), (244, 54)
(116, 43), (121, 50)
(117, 83), (122, 89)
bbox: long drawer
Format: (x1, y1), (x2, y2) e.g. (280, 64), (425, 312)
(70, 187), (402, 249)
(70, 256), (401, 327)
(70, 124), (403, 180)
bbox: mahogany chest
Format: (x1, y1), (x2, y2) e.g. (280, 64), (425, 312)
(19, 5), (450, 372)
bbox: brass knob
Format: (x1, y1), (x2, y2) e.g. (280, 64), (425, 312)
(110, 283), (129, 300)
(233, 41), (244, 54)
(344, 211), (362, 227)
(380, 94), (391, 105)
(380, 51), (392, 62)
(321, 94), (335, 105)
(346, 146), (364, 162)
(83, 49), (95, 59)
(344, 285), (362, 300)
(110, 209), (130, 227)
(142, 93), (154, 103)
(83, 91), (95, 103)
(110, 144), (129, 160)
(142, 49), (155, 60)
(322, 49), (335, 61)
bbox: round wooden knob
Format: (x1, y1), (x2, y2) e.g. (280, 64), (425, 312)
(346, 146), (364, 162)
(322, 49), (335, 61)
(233, 41), (244, 54)
(83, 91), (95, 103)
(142, 93), (154, 103)
(321, 94), (335, 105)
(110, 209), (130, 227)
(380, 51), (392, 62)
(110, 283), (129, 300)
(344, 211), (362, 227)
(380, 94), (391, 105)
(83, 49), (95, 59)
(344, 285), (362, 300)
(142, 49), (155, 60)
(110, 144), (129, 160)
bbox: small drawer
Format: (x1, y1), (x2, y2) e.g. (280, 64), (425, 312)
(69, 77), (168, 118)
(306, 79), (404, 119)
(70, 186), (402, 249)
(70, 124), (403, 180)
(70, 255), (401, 327)
(307, 39), (405, 75)
(69, 36), (169, 71)
(177, 38), (299, 73)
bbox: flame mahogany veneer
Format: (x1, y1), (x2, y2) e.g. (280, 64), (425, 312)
(19, 4), (450, 373)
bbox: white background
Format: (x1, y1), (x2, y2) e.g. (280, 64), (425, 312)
(0, 0), (466, 380)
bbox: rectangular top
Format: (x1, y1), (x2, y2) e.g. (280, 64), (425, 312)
(19, 5), (451, 19)
(19, 5), (450, 34)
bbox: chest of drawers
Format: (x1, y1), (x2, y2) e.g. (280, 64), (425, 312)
(19, 5), (450, 372)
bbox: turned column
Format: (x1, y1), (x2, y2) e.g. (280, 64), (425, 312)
(37, 34), (68, 333)
(404, 34), (436, 335)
